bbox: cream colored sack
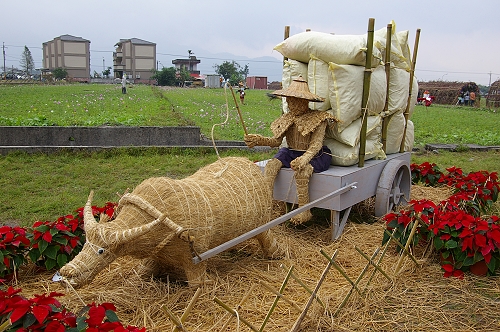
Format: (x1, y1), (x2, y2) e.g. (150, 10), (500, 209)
(404, 120), (415, 152)
(326, 115), (382, 147)
(324, 129), (386, 167)
(373, 22), (409, 71)
(308, 55), (331, 111)
(328, 63), (386, 132)
(385, 113), (405, 154)
(274, 31), (382, 66)
(396, 30), (412, 70)
(282, 60), (308, 113)
(386, 67), (410, 116)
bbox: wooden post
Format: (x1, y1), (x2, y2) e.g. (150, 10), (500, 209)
(283, 25), (290, 65)
(358, 18), (375, 167)
(399, 28), (421, 152)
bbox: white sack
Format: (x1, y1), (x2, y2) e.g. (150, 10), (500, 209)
(385, 113), (405, 154)
(373, 23), (409, 71)
(328, 63), (386, 132)
(326, 115), (382, 147)
(274, 31), (382, 66)
(308, 55), (331, 111)
(404, 120), (415, 152)
(324, 129), (386, 166)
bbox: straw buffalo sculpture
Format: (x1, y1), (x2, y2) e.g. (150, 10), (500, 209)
(60, 157), (281, 287)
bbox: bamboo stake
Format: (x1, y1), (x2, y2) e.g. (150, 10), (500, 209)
(381, 23), (393, 153)
(280, 264), (325, 308)
(258, 281), (304, 314)
(172, 288), (202, 332)
(320, 249), (362, 296)
(362, 229), (396, 295)
(290, 249), (338, 332)
(399, 28), (421, 152)
(212, 285), (256, 332)
(259, 265), (294, 332)
(354, 246), (391, 282)
(162, 307), (189, 332)
(213, 297), (259, 332)
(229, 84), (248, 135)
(283, 25), (290, 65)
(394, 217), (421, 274)
(358, 18), (375, 167)
(333, 248), (379, 317)
(384, 229), (420, 268)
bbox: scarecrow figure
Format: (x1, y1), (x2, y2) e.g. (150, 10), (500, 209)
(244, 76), (337, 224)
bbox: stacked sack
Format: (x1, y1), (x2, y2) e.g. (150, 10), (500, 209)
(275, 21), (417, 166)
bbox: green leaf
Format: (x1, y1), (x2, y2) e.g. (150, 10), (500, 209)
(56, 254), (68, 268)
(444, 240), (458, 249)
(38, 240), (49, 254)
(45, 258), (57, 270)
(463, 256), (474, 266)
(54, 237), (68, 245)
(44, 245), (59, 260)
(28, 248), (41, 263)
(35, 225), (50, 233)
(77, 316), (88, 331)
(434, 238), (444, 250)
(23, 312), (37, 328)
(105, 309), (119, 322)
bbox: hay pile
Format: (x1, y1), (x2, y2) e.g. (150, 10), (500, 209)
(418, 81), (480, 106)
(11, 185), (500, 331)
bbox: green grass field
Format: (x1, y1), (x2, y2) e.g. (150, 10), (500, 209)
(0, 84), (499, 224)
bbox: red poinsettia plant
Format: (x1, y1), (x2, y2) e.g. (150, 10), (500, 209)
(0, 226), (31, 279)
(410, 161), (443, 186)
(28, 201), (116, 271)
(0, 286), (146, 332)
(385, 163), (500, 278)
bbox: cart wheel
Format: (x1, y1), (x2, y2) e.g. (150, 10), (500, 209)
(374, 159), (411, 217)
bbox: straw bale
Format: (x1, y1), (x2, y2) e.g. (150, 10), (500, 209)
(11, 186), (500, 331)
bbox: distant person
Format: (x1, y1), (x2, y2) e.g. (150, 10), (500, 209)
(238, 82), (245, 105)
(469, 91), (476, 107)
(121, 74), (127, 94)
(457, 93), (464, 106)
(463, 91), (469, 106)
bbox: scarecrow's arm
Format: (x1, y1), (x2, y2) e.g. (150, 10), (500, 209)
(244, 134), (283, 148)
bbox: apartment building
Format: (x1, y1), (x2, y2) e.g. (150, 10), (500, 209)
(113, 38), (156, 80)
(42, 34), (91, 81)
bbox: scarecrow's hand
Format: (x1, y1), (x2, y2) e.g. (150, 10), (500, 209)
(290, 156), (309, 171)
(244, 134), (263, 148)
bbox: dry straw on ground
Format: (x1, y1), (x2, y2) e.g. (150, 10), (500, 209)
(10, 185), (500, 331)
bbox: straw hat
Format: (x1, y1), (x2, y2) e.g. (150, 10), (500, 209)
(272, 76), (324, 102)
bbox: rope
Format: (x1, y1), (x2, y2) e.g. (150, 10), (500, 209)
(210, 82), (232, 160)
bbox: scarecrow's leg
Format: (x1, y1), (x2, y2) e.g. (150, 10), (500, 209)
(264, 158), (283, 193)
(291, 164), (314, 224)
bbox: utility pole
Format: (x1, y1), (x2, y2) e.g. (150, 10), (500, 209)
(2, 42), (6, 78)
(489, 71), (492, 88)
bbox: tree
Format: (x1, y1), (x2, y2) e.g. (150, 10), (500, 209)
(213, 60), (248, 85)
(102, 67), (112, 78)
(19, 46), (35, 76)
(52, 67), (68, 80)
(152, 67), (177, 86)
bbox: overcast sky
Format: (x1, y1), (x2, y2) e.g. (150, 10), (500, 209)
(2, 0), (499, 86)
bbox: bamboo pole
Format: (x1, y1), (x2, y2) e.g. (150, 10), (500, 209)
(383, 229), (420, 268)
(259, 265), (294, 332)
(162, 307), (189, 332)
(358, 18), (375, 167)
(258, 281), (304, 314)
(212, 285), (256, 332)
(280, 264), (325, 308)
(381, 23), (393, 153)
(320, 249), (362, 295)
(229, 84), (248, 135)
(394, 217), (421, 274)
(283, 25), (290, 65)
(333, 248), (379, 317)
(213, 297), (260, 332)
(290, 249), (338, 332)
(171, 288), (202, 332)
(399, 28), (421, 152)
